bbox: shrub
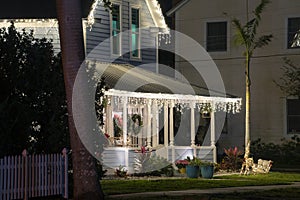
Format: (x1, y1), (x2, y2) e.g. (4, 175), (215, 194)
(134, 152), (174, 177)
(251, 135), (300, 168)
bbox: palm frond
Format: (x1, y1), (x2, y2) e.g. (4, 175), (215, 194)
(245, 19), (256, 47)
(248, 0), (271, 46)
(253, 0), (271, 20)
(232, 18), (247, 46)
(253, 34), (273, 49)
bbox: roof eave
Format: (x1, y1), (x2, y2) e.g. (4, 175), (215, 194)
(166, 0), (191, 17)
(145, 0), (169, 34)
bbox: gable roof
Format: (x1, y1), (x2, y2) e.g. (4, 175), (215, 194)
(87, 0), (169, 33)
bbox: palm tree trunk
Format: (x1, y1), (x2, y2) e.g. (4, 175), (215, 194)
(56, 0), (104, 199)
(245, 53), (251, 158)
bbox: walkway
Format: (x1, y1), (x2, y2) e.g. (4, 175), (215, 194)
(107, 182), (300, 199)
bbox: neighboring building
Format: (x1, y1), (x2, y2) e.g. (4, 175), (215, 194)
(167, 0), (300, 151)
(0, 0), (94, 54)
(0, 19), (61, 53)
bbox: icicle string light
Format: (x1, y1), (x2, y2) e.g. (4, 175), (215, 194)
(105, 89), (242, 114)
(87, 0), (101, 30)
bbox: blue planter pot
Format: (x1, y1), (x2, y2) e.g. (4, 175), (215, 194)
(200, 165), (214, 179)
(186, 165), (200, 178)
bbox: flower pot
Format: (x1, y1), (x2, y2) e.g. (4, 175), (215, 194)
(186, 165), (200, 178)
(200, 165), (214, 179)
(178, 167), (186, 174)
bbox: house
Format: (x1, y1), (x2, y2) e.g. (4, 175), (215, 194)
(0, 0), (94, 53)
(0, 0), (243, 172)
(167, 0), (300, 151)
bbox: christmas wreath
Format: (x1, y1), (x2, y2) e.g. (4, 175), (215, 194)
(128, 114), (143, 135)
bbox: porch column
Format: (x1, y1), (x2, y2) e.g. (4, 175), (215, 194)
(164, 102), (169, 147)
(138, 108), (144, 146)
(169, 101), (174, 146)
(152, 100), (158, 147)
(106, 96), (113, 137)
(122, 97), (128, 146)
(147, 99), (152, 148)
(190, 101), (196, 147)
(210, 106), (217, 163)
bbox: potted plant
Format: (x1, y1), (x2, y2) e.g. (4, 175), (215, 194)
(175, 159), (189, 174)
(200, 161), (215, 179)
(186, 156), (202, 178)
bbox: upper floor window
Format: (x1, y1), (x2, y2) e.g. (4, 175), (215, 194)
(286, 98), (300, 134)
(131, 8), (140, 58)
(111, 4), (121, 55)
(206, 21), (227, 52)
(287, 17), (300, 49)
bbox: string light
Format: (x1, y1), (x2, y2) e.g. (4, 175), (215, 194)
(87, 0), (102, 30)
(105, 89), (242, 114)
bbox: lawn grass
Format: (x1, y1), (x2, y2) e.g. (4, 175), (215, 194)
(104, 187), (300, 200)
(101, 172), (300, 196)
(32, 172), (300, 199)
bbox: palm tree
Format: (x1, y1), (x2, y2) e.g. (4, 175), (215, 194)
(55, 0), (104, 199)
(232, 0), (272, 158)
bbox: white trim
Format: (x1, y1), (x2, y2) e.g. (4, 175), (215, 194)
(164, 103), (169, 147)
(82, 20), (87, 56)
(284, 96), (300, 136)
(285, 16), (300, 50)
(204, 19), (230, 55)
(122, 97), (128, 146)
(190, 101), (196, 147)
(145, 0), (169, 33)
(147, 100), (152, 147)
(129, 6), (141, 60)
(110, 3), (122, 57)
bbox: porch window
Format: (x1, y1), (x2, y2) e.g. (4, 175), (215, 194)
(206, 21), (227, 52)
(287, 17), (300, 49)
(131, 8), (140, 58)
(111, 4), (121, 55)
(287, 98), (300, 134)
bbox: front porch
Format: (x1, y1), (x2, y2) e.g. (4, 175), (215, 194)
(101, 89), (241, 172)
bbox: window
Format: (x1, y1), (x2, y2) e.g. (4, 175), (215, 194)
(131, 8), (140, 58)
(206, 21), (227, 52)
(286, 99), (300, 134)
(287, 17), (300, 49)
(111, 4), (121, 55)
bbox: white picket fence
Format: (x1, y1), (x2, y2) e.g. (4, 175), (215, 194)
(0, 149), (68, 200)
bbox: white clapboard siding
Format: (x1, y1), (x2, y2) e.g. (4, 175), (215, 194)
(86, 0), (157, 70)
(0, 149), (68, 200)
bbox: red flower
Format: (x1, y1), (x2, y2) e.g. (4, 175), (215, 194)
(175, 159), (189, 168)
